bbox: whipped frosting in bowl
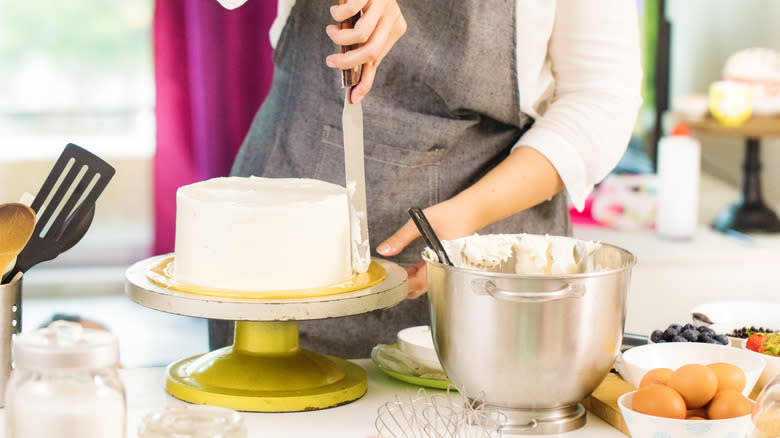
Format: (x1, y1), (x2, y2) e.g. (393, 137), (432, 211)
(424, 233), (607, 276)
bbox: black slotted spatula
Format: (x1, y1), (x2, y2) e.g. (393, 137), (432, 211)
(2, 144), (115, 330)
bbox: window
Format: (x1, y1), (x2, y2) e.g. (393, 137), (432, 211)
(0, 0), (155, 291)
(0, 0), (154, 161)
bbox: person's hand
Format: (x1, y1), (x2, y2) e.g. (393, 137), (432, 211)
(326, 0), (407, 104)
(376, 199), (482, 299)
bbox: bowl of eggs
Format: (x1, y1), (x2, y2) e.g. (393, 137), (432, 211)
(621, 342), (766, 397)
(617, 363), (755, 438)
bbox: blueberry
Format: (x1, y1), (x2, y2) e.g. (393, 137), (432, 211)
(669, 324), (683, 332)
(664, 327), (680, 341)
(697, 332), (713, 343)
(699, 327), (716, 335)
(655, 339), (667, 343)
(672, 335), (689, 342)
(651, 330), (664, 343)
(683, 323), (696, 332)
(714, 334), (729, 345)
(681, 329), (699, 342)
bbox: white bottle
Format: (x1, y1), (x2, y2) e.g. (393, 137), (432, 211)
(656, 124), (701, 239)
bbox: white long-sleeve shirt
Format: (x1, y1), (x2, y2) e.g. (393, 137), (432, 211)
(269, 0), (643, 211)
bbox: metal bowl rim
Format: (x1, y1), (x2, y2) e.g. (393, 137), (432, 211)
(421, 240), (637, 280)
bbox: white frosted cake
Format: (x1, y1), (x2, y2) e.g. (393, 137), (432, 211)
(173, 176), (353, 291)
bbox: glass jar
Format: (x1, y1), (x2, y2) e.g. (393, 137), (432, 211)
(5, 320), (126, 438)
(752, 374), (780, 438)
(138, 405), (247, 438)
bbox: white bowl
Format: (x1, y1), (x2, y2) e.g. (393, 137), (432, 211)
(691, 301), (780, 334)
(397, 325), (443, 372)
(672, 94), (710, 121)
(621, 342), (766, 397)
(740, 337), (780, 393)
(618, 391), (753, 438)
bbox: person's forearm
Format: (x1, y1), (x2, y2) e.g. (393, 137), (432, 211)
(449, 146), (564, 231)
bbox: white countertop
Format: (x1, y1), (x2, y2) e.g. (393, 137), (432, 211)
(0, 360), (627, 438)
(121, 360), (626, 438)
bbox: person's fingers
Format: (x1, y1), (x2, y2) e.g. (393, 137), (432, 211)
(326, 3), (404, 71)
(377, 219), (419, 257)
(348, 10), (402, 103)
(350, 61), (376, 103)
(406, 262), (427, 299)
(327, 0), (386, 46)
(329, 0), (369, 22)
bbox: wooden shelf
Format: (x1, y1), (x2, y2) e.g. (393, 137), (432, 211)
(673, 113), (780, 138)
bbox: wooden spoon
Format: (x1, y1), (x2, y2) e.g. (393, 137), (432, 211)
(0, 203), (36, 280)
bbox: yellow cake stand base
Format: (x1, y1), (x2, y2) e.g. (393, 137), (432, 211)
(166, 321), (366, 412)
(124, 255), (408, 413)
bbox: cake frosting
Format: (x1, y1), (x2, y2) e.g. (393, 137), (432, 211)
(173, 176), (353, 291)
(722, 47), (780, 116)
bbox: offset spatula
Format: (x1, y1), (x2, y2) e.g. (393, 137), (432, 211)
(2, 144), (115, 331)
(340, 4), (370, 273)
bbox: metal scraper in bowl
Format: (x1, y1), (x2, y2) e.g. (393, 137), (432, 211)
(340, 5), (370, 273)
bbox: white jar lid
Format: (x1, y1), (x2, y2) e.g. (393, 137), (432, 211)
(13, 320), (119, 369)
(138, 405), (247, 438)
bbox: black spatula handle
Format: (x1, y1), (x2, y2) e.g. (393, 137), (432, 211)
(407, 207), (453, 266)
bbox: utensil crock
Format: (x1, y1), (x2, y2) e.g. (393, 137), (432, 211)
(0, 276), (20, 407)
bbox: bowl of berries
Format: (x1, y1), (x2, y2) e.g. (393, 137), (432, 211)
(649, 323), (730, 346)
(691, 301), (780, 346)
(742, 332), (780, 393)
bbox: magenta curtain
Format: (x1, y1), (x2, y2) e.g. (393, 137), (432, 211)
(153, 0), (277, 254)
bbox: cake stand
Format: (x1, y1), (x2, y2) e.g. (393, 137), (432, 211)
(125, 254), (407, 412)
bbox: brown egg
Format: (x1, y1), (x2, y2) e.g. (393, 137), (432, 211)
(686, 408), (708, 419)
(639, 368), (674, 388)
(707, 389), (752, 419)
(668, 364), (719, 409)
(632, 384), (687, 419)
(687, 416), (707, 420)
(707, 362), (746, 392)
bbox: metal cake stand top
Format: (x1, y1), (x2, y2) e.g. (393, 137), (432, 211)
(124, 255), (408, 321)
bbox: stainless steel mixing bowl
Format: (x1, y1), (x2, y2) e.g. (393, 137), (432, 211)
(423, 237), (636, 435)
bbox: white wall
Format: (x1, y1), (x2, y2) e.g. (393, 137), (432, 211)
(667, 0), (780, 204)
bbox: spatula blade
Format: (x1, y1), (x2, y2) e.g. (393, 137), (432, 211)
(343, 89), (370, 273)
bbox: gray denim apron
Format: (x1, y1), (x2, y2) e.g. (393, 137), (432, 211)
(216, 0), (572, 358)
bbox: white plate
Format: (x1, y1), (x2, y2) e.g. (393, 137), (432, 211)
(397, 326), (443, 372)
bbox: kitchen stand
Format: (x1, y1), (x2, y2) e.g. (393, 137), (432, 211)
(675, 114), (780, 234)
(125, 254), (407, 412)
